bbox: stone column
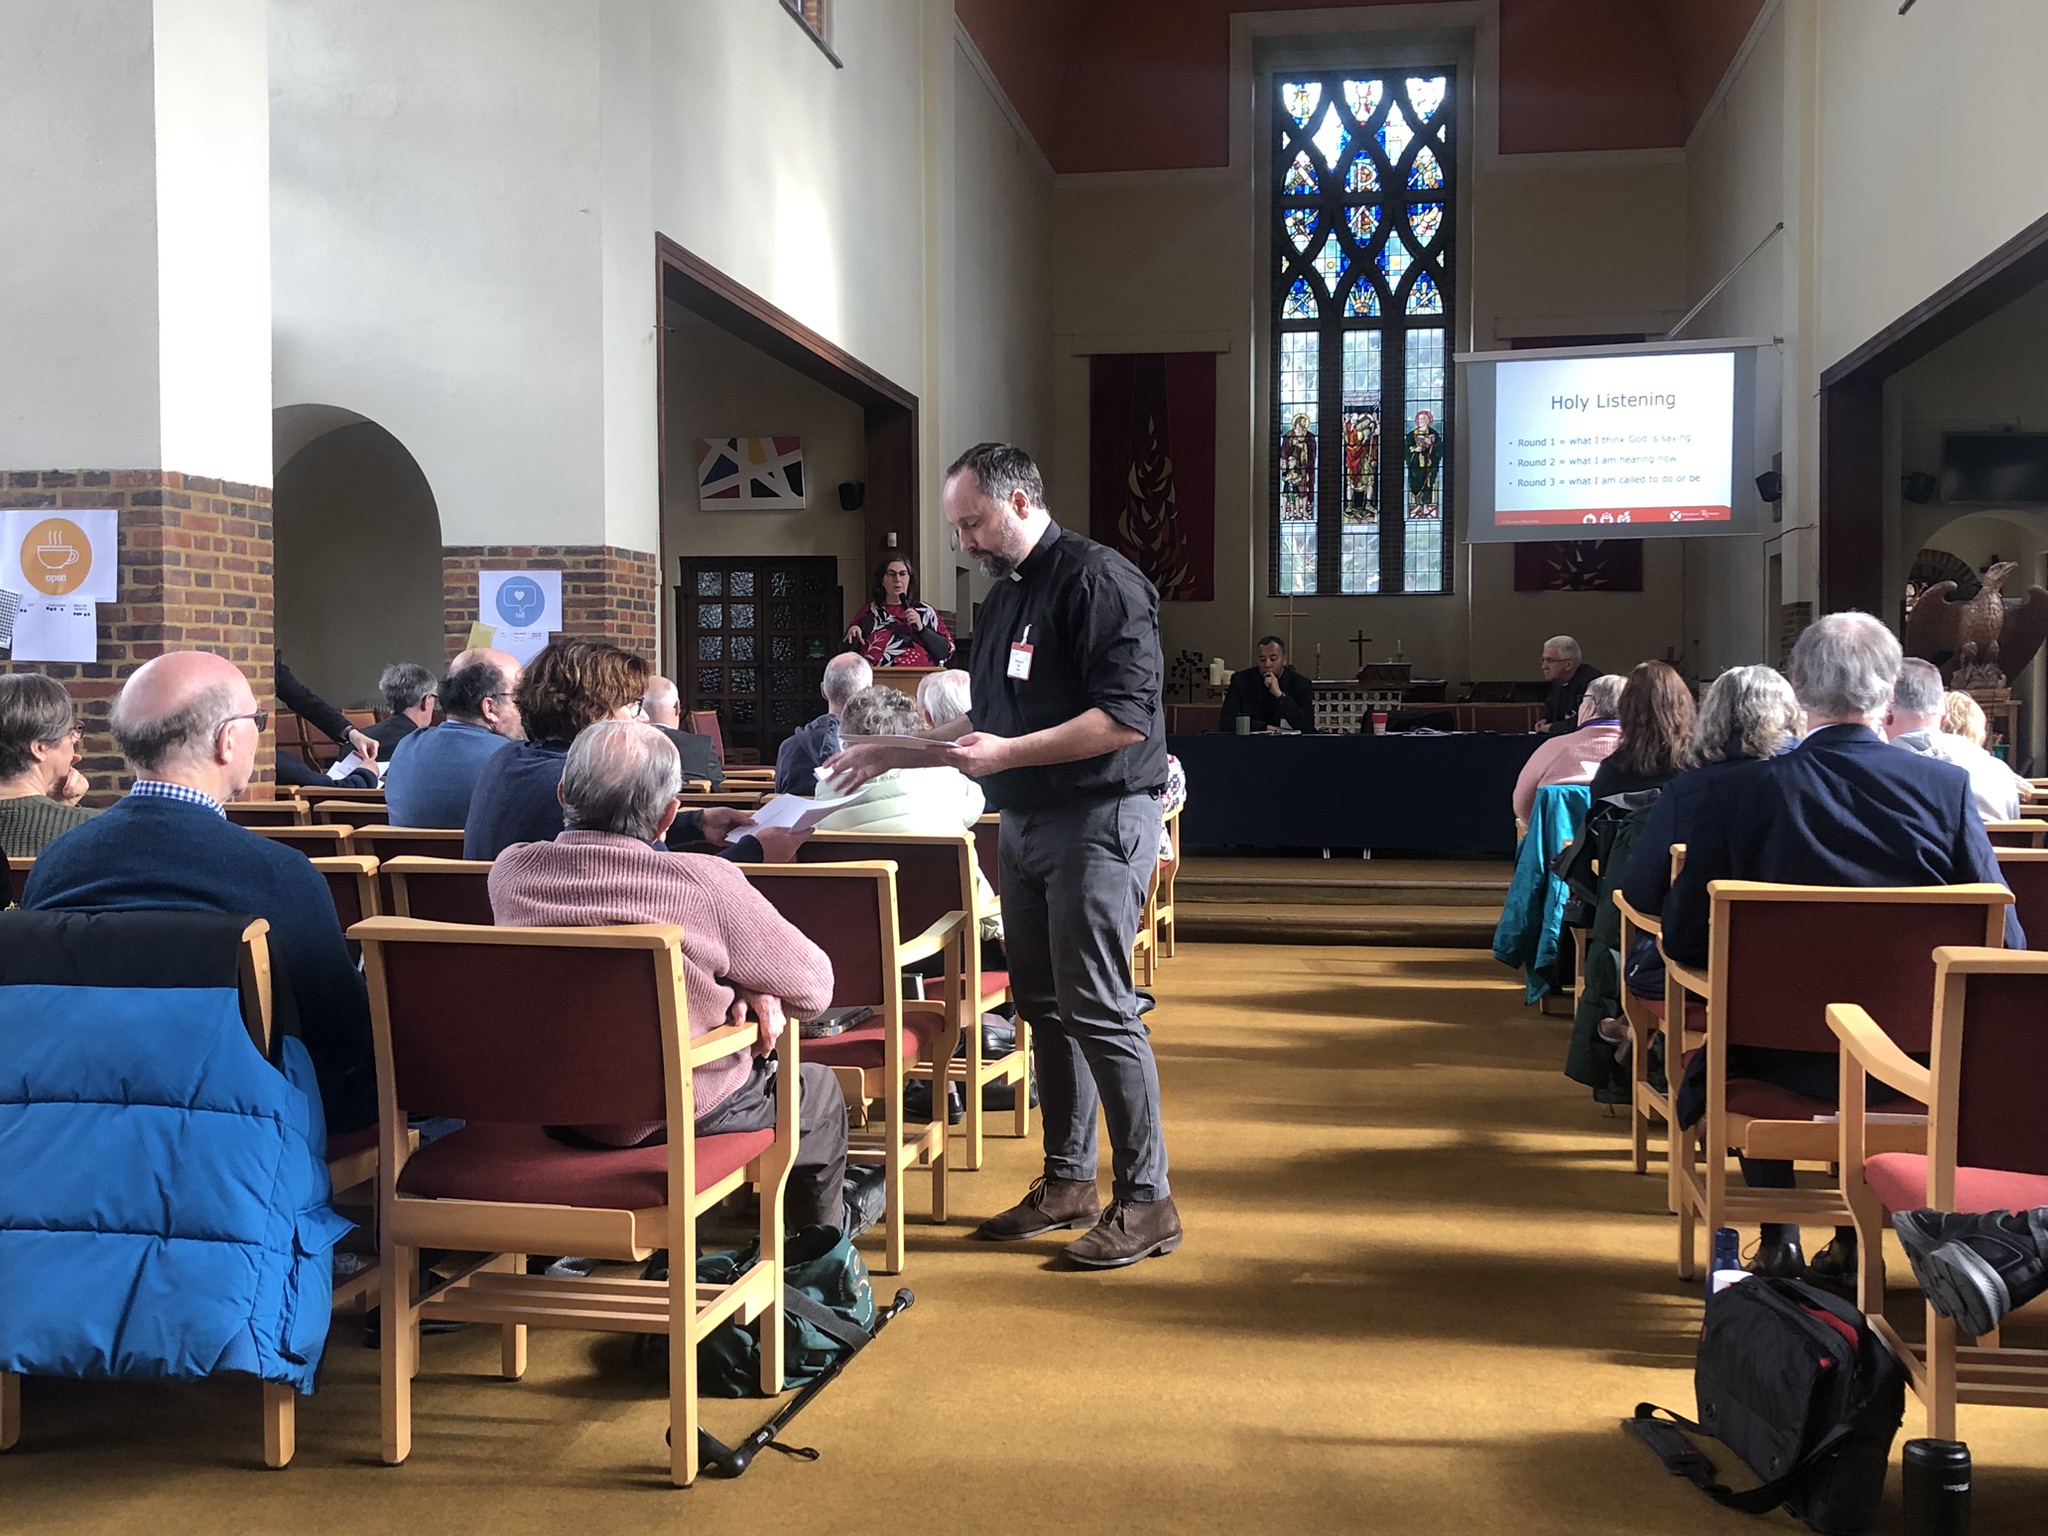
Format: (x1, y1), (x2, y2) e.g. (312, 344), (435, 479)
(0, 2), (274, 797)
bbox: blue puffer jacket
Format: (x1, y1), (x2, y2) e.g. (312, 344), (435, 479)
(1491, 782), (1592, 1004)
(0, 914), (351, 1395)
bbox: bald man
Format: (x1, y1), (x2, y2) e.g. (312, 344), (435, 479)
(776, 653), (872, 796)
(384, 647), (525, 828)
(24, 651), (376, 1137)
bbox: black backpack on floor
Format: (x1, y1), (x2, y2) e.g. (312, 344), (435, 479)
(1625, 1277), (1905, 1536)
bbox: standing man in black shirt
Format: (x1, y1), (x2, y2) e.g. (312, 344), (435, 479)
(1220, 635), (1317, 732)
(826, 442), (1180, 1269)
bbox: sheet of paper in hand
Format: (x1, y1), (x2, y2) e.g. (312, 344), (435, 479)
(725, 790), (859, 843)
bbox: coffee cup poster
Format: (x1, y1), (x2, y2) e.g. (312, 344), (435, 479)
(1, 508), (118, 662)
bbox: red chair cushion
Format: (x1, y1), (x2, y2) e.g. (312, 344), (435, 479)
(1863, 1153), (2048, 1216)
(328, 1125), (378, 1162)
(1674, 1048), (1869, 1125)
(395, 1123), (771, 1208)
(979, 969), (1010, 1004)
(804, 1010), (948, 1071)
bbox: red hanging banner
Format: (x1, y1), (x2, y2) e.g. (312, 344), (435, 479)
(1088, 353), (1216, 601)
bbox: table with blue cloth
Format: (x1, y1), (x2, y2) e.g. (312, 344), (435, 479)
(1168, 730), (1543, 855)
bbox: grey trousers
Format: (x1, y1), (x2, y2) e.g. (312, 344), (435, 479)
(696, 1058), (849, 1232)
(1001, 792), (1169, 1202)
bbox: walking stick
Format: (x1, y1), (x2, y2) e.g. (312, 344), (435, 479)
(679, 1287), (916, 1481)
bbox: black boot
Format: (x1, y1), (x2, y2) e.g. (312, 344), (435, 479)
(1748, 1224), (1805, 1278)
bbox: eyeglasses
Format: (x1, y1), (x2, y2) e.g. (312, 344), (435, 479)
(215, 709), (270, 740)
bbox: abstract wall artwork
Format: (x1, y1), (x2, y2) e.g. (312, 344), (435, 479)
(697, 436), (807, 510)
(1511, 540), (1644, 593)
(1088, 353), (1217, 601)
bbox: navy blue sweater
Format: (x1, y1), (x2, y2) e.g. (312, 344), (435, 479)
(23, 795), (377, 1137)
(464, 738), (757, 862)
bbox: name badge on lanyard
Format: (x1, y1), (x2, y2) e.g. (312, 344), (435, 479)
(1008, 624), (1035, 681)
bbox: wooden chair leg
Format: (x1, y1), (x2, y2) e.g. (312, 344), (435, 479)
(1928, 1307), (1958, 1441)
(1, 1370), (20, 1451)
(757, 1193), (786, 1398)
(499, 1254), (527, 1379)
(1675, 1130), (1699, 1281)
(262, 1380), (296, 1469)
(960, 1008), (987, 1173)
(382, 1240), (416, 1465)
(670, 1258), (699, 1486)
(882, 1151), (906, 1276)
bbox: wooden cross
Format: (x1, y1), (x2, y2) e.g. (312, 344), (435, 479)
(1349, 629), (1373, 669)
(1272, 600), (1310, 661)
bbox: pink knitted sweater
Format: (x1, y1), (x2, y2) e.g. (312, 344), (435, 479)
(488, 830), (833, 1120)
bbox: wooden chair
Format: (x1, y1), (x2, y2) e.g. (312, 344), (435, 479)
(226, 800), (310, 829)
(351, 915), (794, 1486)
(308, 796), (384, 826)
(1664, 880), (2012, 1279)
(674, 791), (765, 812)
(1993, 848), (2048, 948)
(1154, 805), (1181, 959)
(686, 708), (726, 763)
(1615, 844), (1702, 1215)
(384, 857), (495, 925)
(251, 824), (356, 859)
(1133, 857), (1162, 987)
(1984, 820), (2048, 849)
(0, 915), (353, 1468)
(349, 826), (467, 863)
(1829, 947), (2048, 1437)
(741, 862), (954, 1274)
(797, 831), (1026, 1172)
(308, 785), (388, 803)
(310, 854), (381, 956)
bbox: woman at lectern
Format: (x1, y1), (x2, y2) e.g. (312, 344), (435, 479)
(844, 554), (954, 667)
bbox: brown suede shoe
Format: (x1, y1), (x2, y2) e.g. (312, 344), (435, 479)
(972, 1176), (1101, 1241)
(1062, 1196), (1183, 1269)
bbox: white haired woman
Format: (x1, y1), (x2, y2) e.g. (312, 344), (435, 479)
(1616, 664), (1804, 921)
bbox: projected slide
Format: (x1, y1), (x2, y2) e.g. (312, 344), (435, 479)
(1493, 351), (1734, 527)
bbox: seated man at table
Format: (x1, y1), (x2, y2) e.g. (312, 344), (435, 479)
(1220, 636), (1316, 733)
(1664, 611), (2021, 1281)
(1511, 672), (1622, 823)
(1539, 636), (1601, 735)
(489, 721), (850, 1232)
(23, 650), (375, 1139)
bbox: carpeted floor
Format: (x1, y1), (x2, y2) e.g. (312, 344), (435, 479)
(8, 943), (2047, 1533)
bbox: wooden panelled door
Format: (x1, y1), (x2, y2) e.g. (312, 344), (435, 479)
(678, 556), (842, 762)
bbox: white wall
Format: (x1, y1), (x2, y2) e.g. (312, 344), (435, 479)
(154, 0), (270, 486)
(661, 305), (867, 619)
(949, 32), (1055, 623)
(0, 0), (269, 482)
(1814, 0), (2048, 374)
(269, 0), (606, 544)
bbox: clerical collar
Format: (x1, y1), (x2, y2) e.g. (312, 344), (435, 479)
(1008, 520), (1060, 581)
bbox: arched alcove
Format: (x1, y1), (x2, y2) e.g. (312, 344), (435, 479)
(1910, 508), (2048, 769)
(272, 409), (446, 709)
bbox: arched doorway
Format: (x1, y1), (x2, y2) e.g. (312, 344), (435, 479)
(272, 406), (446, 709)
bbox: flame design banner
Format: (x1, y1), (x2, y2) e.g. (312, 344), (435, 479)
(1088, 353), (1216, 602)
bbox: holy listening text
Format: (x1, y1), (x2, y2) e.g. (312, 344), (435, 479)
(1548, 392), (1677, 411)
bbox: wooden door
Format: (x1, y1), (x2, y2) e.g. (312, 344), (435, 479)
(679, 556), (842, 761)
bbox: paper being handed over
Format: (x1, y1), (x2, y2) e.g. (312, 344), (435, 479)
(724, 789), (859, 843)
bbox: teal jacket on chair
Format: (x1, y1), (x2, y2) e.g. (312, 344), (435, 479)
(1492, 782), (1591, 1004)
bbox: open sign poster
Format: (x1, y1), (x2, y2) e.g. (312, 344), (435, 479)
(2, 508), (118, 603)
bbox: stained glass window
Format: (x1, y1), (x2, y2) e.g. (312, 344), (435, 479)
(1271, 69), (1455, 595)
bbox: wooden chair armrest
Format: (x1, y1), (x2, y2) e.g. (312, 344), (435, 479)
(1613, 889), (1661, 937)
(687, 1020), (761, 1068)
(1824, 1003), (1932, 1104)
(1662, 957), (1710, 999)
(897, 910), (969, 967)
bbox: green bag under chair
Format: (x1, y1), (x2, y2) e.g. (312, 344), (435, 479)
(695, 1224), (877, 1398)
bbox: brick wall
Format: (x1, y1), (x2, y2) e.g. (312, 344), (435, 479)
(0, 470), (275, 801)
(441, 545), (661, 660)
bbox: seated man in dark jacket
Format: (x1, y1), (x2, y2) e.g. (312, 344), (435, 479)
(1663, 611), (2021, 1282)
(1539, 635), (1600, 735)
(641, 674), (723, 789)
(776, 653), (871, 795)
(24, 650), (376, 1138)
(1220, 636), (1316, 733)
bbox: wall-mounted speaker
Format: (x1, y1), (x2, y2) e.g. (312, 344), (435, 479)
(1755, 470), (1784, 504)
(838, 480), (866, 511)
(1901, 470), (1938, 504)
